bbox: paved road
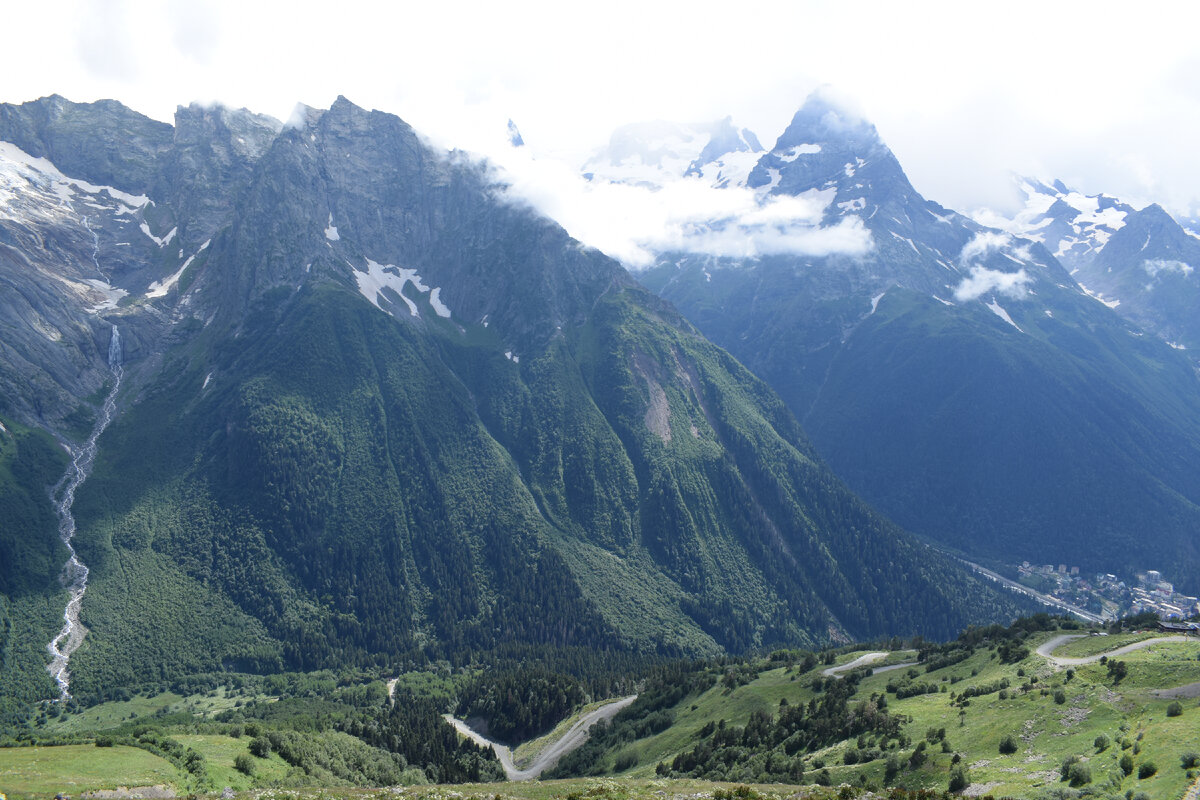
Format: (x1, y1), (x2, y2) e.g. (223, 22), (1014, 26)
(953, 559), (1106, 624)
(871, 661), (919, 676)
(821, 652), (920, 679)
(445, 694), (637, 781)
(1037, 634), (1192, 667)
(822, 652), (888, 677)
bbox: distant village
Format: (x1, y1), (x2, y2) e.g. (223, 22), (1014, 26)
(1016, 563), (1200, 622)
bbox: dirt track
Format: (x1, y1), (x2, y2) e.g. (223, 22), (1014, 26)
(1037, 634), (1192, 667)
(445, 694), (637, 781)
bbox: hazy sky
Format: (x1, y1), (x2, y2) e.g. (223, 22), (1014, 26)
(6, 0), (1200, 222)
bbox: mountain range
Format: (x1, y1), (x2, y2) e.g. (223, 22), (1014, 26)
(0, 95), (1028, 721)
(587, 94), (1200, 590)
(986, 178), (1200, 356)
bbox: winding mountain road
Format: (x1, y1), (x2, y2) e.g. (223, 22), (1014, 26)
(444, 694), (637, 781)
(1037, 634), (1193, 667)
(822, 652), (917, 679)
(822, 652), (888, 677)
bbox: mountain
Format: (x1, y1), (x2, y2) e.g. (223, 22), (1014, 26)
(583, 117), (764, 190)
(0, 95), (1026, 717)
(985, 180), (1200, 357)
(984, 178), (1136, 274)
(635, 93), (1200, 591)
(1079, 203), (1200, 353)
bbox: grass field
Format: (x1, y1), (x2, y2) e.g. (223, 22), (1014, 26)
(173, 733), (296, 790)
(7, 628), (1200, 799)
(0, 744), (181, 798)
(46, 685), (278, 734)
(1051, 631), (1163, 659)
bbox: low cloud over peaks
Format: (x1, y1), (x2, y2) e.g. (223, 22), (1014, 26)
(953, 232), (1034, 302)
(954, 266), (1032, 302)
(490, 142), (873, 267)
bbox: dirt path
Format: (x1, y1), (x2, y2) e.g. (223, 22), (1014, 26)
(871, 661), (918, 676)
(444, 694), (637, 781)
(1182, 772), (1200, 800)
(822, 652), (888, 677)
(1037, 634), (1192, 667)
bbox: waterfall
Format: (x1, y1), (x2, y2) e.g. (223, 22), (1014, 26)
(46, 324), (122, 700)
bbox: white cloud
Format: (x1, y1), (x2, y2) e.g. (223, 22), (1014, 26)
(681, 215), (874, 260)
(1143, 258), (1194, 277)
(5, 0), (1200, 221)
(954, 267), (1032, 302)
(491, 146), (871, 266)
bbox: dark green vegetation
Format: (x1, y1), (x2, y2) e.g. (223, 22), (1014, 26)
(0, 417), (68, 725)
(641, 95), (1200, 591)
(1, 668), (500, 794)
(0, 94), (1030, 722)
(0, 416), (66, 599)
(458, 668), (588, 744)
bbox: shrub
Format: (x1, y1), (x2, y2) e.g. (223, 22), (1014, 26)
(1181, 752), (1200, 769)
(1067, 762), (1091, 787)
(1054, 689), (1067, 705)
(234, 752), (255, 776)
(1139, 761), (1158, 779)
(1121, 754), (1135, 775)
(999, 735), (1019, 755)
(1094, 734), (1110, 752)
(949, 765), (970, 793)
(249, 736), (271, 758)
(1167, 701), (1184, 717)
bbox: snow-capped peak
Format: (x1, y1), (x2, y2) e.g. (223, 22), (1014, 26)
(582, 117), (763, 190)
(974, 177), (1135, 269)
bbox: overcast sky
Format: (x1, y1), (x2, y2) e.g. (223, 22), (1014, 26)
(6, 0), (1200, 227)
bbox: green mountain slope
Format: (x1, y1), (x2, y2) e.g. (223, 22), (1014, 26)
(1, 97), (1028, 711)
(642, 96), (1200, 588)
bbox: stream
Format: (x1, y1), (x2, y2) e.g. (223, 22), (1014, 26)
(45, 324), (122, 700)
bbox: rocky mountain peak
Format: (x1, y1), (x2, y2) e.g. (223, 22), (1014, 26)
(0, 96), (172, 196)
(746, 91), (909, 207)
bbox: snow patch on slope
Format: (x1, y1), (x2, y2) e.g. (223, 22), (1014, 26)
(1078, 283), (1121, 308)
(147, 240), (210, 299)
(0, 141), (148, 211)
(140, 222), (176, 247)
(428, 287), (452, 318)
(353, 258), (451, 319)
(987, 300), (1023, 332)
(84, 279), (127, 312)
